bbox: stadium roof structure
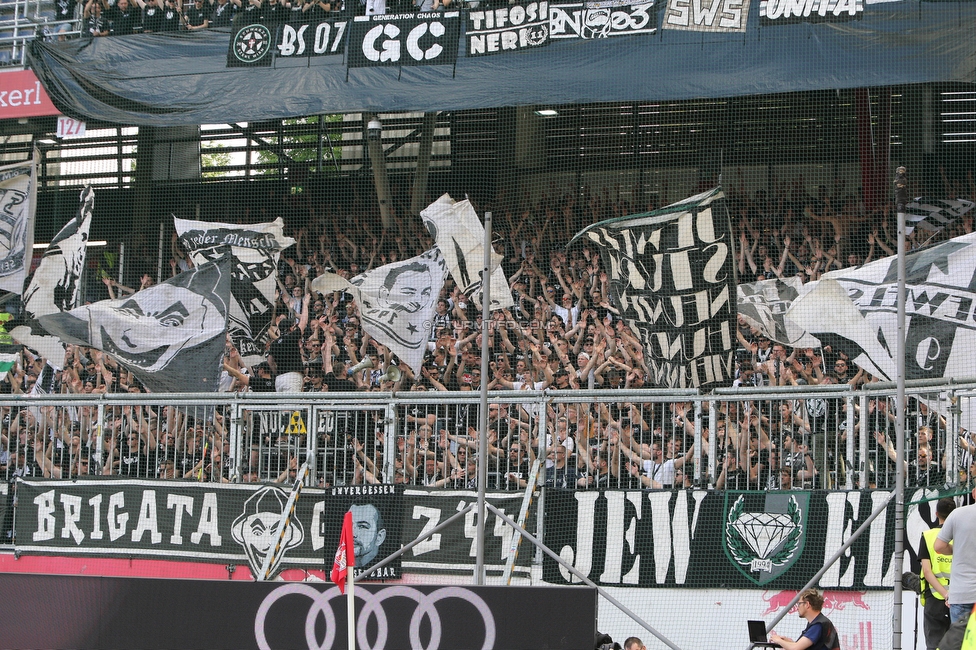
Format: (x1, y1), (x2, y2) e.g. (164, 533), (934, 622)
(26, 1), (976, 127)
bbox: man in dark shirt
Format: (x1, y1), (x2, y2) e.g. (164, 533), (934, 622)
(108, 0), (141, 33)
(208, 0), (238, 27)
(184, 0), (210, 29)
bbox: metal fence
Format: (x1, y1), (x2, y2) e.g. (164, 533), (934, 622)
(1, 381), (972, 492)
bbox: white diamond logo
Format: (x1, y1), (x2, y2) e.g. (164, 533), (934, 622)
(731, 512), (796, 559)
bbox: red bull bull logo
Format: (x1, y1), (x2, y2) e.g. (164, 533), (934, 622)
(762, 589), (871, 615)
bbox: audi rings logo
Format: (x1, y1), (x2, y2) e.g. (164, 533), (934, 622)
(255, 584), (496, 650)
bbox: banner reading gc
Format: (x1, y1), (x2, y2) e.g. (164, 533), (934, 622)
(348, 12), (460, 68)
(571, 187), (736, 389)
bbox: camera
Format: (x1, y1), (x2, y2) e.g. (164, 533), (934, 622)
(366, 118), (382, 141)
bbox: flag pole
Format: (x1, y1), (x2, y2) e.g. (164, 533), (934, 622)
(892, 165), (909, 650)
(347, 561), (355, 650)
(475, 211), (491, 586)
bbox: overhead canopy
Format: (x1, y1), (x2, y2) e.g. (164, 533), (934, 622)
(28, 1), (976, 126)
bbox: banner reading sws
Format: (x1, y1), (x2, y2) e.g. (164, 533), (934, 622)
(542, 488), (901, 590)
(13, 481), (534, 580)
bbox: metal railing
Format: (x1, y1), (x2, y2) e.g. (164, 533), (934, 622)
(0, 381), (971, 492)
(1, 0), (82, 67)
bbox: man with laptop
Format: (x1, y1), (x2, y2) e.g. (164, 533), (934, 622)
(767, 589), (839, 650)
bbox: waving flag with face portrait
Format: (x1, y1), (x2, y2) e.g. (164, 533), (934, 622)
(38, 256), (232, 393)
(312, 249), (446, 375)
(11, 186), (94, 367)
(175, 217), (295, 367)
(420, 194), (513, 311)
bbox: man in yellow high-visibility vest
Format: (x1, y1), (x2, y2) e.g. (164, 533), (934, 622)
(922, 499), (956, 650)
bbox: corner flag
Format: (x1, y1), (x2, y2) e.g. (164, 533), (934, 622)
(331, 511), (355, 593)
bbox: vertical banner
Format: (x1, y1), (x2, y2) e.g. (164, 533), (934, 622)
(571, 187), (736, 389)
(321, 485), (404, 580)
(0, 155), (36, 295)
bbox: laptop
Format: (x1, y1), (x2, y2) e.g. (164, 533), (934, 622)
(747, 620), (782, 648)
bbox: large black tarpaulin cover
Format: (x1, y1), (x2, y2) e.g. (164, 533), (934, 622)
(26, 1), (976, 126)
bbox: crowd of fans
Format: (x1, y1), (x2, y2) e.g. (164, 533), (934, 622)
(1, 171), (974, 492)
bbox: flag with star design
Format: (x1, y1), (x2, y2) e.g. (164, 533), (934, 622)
(311, 248), (446, 376)
(787, 231), (976, 383)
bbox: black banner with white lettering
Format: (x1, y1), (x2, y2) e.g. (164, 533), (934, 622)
(275, 18), (349, 58)
(570, 187), (736, 389)
(548, 1), (657, 39)
(12, 480), (533, 578)
(347, 12), (461, 68)
(758, 0), (863, 24)
(0, 574), (596, 650)
(542, 489), (902, 590)
(466, 2), (550, 57)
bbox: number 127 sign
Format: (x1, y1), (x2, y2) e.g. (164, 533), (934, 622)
(56, 116), (86, 139)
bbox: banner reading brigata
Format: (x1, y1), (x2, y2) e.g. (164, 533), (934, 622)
(13, 481), (534, 580)
(348, 12), (461, 68)
(571, 187), (736, 389)
(542, 489), (900, 590)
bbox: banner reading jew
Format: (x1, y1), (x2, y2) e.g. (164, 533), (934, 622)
(175, 217), (295, 367)
(13, 480), (532, 580)
(571, 187), (736, 389)
(542, 488), (900, 590)
(466, 2), (550, 57)
(347, 12), (461, 68)
(0, 157), (36, 296)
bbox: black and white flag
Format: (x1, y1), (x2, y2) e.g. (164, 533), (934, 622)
(571, 187), (736, 389)
(11, 186), (94, 367)
(420, 194), (513, 311)
(0, 157), (36, 295)
(787, 231), (976, 387)
(175, 217), (295, 367)
(312, 249), (446, 375)
(905, 197), (975, 235)
(38, 256), (232, 393)
(737, 276), (819, 348)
